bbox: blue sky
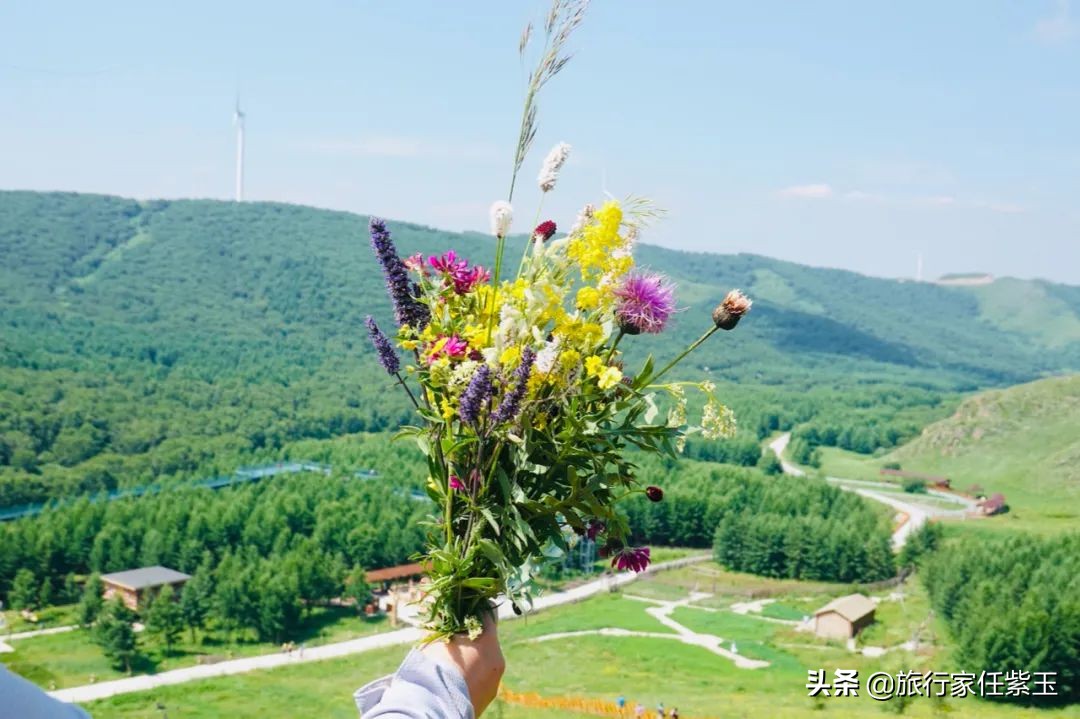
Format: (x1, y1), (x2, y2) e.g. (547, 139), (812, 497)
(2, 1), (1078, 282)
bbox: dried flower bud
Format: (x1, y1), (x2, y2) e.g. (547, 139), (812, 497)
(645, 485), (664, 502)
(712, 289), (752, 330)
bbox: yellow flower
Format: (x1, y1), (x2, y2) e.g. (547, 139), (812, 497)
(462, 324), (488, 348)
(584, 355), (605, 377)
(400, 339), (420, 351)
(597, 366), (623, 390)
(499, 346), (521, 367)
(559, 349), (581, 369)
(576, 286), (600, 310)
(439, 398), (455, 421)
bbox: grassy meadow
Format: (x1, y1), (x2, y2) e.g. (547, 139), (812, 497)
(82, 562), (1080, 719)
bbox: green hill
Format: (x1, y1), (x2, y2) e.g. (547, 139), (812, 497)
(2, 190), (1080, 507)
(885, 374), (1080, 530)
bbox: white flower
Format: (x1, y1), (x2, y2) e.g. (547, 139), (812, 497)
(535, 337), (561, 374)
(537, 142), (572, 192)
(701, 400), (737, 440)
(489, 201), (513, 237)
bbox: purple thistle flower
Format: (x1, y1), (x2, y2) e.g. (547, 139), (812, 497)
(369, 217), (430, 329)
(492, 347), (535, 424)
(611, 546), (651, 573)
(365, 316), (400, 375)
(613, 273), (677, 335)
(458, 365), (493, 426)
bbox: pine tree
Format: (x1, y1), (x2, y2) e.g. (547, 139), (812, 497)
(9, 568), (37, 610)
(94, 598), (138, 673)
(344, 566), (372, 610)
(77, 574), (105, 627)
(146, 585), (183, 654)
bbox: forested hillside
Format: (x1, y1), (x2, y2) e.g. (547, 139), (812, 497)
(2, 190), (1080, 507)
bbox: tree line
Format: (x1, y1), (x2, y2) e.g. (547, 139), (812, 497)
(0, 474), (427, 620)
(622, 458), (895, 583)
(921, 532), (1080, 705)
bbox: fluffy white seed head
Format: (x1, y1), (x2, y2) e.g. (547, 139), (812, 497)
(489, 201), (513, 237)
(537, 142), (572, 192)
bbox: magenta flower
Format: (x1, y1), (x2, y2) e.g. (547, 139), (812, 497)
(427, 335), (469, 364)
(449, 475), (465, 491)
(429, 251), (490, 295)
(611, 546), (651, 573)
(451, 265), (490, 294)
(613, 273), (677, 335)
(429, 250), (468, 275)
(585, 520), (605, 541)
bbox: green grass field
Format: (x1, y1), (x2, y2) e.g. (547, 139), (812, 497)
(2, 606), (388, 689)
(82, 565), (1080, 719)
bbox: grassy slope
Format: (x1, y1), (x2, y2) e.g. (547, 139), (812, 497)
(85, 563), (1080, 719)
(3, 191), (1080, 506)
(816, 375), (1080, 532)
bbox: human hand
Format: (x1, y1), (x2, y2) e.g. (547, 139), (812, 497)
(420, 611), (505, 716)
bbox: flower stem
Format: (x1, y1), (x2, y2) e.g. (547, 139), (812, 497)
(486, 234), (507, 344)
(650, 325), (720, 384)
(516, 194), (547, 280)
(605, 328), (625, 363)
(394, 372), (421, 410)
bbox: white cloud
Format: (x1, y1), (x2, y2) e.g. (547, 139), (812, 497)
(1034, 0), (1075, 44)
(778, 183), (833, 199)
(923, 195), (957, 206)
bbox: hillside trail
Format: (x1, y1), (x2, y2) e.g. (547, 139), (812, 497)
(767, 433), (973, 548)
(49, 554), (711, 704)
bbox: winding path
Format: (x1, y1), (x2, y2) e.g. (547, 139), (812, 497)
(767, 433), (972, 549)
(49, 555), (711, 705)
(530, 591), (769, 669)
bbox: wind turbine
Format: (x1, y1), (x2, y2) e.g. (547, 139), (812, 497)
(233, 97), (245, 202)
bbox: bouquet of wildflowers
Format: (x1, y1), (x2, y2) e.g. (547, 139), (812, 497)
(365, 0), (751, 640)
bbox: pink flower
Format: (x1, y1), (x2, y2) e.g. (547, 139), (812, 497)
(611, 546), (651, 573)
(613, 273), (677, 335)
(452, 265), (490, 294)
(403, 253), (426, 273)
(429, 251), (489, 295)
(449, 475), (465, 491)
(426, 335), (469, 363)
(429, 250), (467, 275)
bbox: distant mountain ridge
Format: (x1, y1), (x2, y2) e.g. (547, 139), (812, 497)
(2, 189), (1079, 387)
(2, 189), (1080, 508)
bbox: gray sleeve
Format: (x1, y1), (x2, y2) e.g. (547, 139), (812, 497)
(354, 648), (474, 719)
(0, 666), (91, 719)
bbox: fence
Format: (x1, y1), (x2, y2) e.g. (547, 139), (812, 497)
(0, 461), (332, 522)
(499, 688), (716, 719)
